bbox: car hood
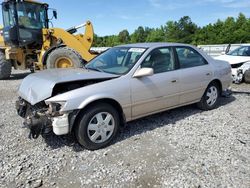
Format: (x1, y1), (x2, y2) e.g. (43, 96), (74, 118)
(214, 55), (250, 65)
(18, 68), (118, 105)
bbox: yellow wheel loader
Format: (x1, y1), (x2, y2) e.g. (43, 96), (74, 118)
(0, 0), (96, 79)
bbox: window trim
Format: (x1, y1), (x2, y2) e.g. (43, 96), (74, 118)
(173, 46), (208, 70)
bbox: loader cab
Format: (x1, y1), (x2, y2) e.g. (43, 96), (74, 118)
(1, 0), (49, 48)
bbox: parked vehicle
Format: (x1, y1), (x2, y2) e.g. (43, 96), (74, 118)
(214, 45), (250, 83)
(16, 43), (232, 150)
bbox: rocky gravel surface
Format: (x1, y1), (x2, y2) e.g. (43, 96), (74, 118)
(0, 70), (249, 188)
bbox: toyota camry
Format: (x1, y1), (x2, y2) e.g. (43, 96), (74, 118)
(16, 43), (232, 150)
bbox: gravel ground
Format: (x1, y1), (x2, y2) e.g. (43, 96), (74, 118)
(0, 70), (249, 188)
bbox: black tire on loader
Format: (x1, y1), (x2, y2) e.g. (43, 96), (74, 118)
(0, 51), (12, 79)
(244, 69), (250, 83)
(46, 47), (84, 69)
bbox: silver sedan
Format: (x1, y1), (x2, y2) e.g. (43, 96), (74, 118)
(16, 43), (232, 150)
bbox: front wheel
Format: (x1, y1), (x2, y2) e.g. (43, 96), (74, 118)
(197, 82), (219, 110)
(74, 103), (120, 150)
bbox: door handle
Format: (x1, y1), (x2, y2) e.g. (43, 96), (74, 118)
(206, 72), (211, 76)
(171, 79), (178, 83)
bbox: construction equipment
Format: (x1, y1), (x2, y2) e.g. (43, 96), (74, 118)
(0, 0), (96, 79)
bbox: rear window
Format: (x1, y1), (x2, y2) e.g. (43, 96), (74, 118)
(176, 47), (207, 68)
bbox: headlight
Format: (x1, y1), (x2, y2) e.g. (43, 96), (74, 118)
(48, 101), (66, 115)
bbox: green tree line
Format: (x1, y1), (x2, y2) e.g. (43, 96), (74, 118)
(93, 13), (250, 47)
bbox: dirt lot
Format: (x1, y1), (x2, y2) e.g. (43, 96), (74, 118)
(0, 70), (250, 188)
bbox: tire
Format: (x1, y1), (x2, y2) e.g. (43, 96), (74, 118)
(244, 69), (250, 83)
(74, 103), (120, 150)
(197, 82), (219, 110)
(0, 51), (12, 79)
(46, 47), (84, 69)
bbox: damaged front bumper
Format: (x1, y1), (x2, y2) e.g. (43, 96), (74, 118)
(16, 97), (73, 139)
(52, 114), (69, 135)
(231, 62), (250, 84)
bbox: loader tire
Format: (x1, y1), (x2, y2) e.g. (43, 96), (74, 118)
(0, 51), (12, 79)
(46, 47), (84, 69)
(244, 69), (250, 83)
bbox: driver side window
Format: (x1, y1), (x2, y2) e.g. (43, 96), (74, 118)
(141, 47), (175, 74)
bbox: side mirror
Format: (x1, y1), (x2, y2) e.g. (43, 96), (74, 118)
(53, 10), (57, 19)
(133, 68), (154, 78)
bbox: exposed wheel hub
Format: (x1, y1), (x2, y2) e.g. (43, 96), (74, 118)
(55, 57), (73, 68)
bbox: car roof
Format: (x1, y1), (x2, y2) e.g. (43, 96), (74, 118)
(116, 42), (194, 49)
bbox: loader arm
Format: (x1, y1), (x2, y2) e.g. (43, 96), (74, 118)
(70, 21), (94, 51)
(38, 21), (96, 69)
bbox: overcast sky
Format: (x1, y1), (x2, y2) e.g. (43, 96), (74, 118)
(1, 0), (250, 36)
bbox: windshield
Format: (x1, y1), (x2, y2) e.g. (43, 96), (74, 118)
(227, 46), (250, 56)
(16, 2), (47, 29)
(86, 47), (146, 75)
(2, 3), (15, 27)
(2, 2), (47, 29)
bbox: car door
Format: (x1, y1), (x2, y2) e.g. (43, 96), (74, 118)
(174, 46), (213, 104)
(131, 47), (180, 118)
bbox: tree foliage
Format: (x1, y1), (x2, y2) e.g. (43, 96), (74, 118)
(94, 13), (250, 46)
(118, 29), (130, 44)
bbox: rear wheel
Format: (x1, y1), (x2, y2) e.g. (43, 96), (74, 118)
(197, 82), (219, 110)
(244, 69), (250, 83)
(46, 47), (84, 69)
(75, 103), (120, 150)
(0, 51), (12, 79)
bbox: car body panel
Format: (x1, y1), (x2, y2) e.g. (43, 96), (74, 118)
(18, 68), (118, 105)
(177, 64), (213, 104)
(131, 71), (179, 118)
(212, 60), (232, 89)
(45, 76), (133, 120)
(215, 54), (250, 65)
